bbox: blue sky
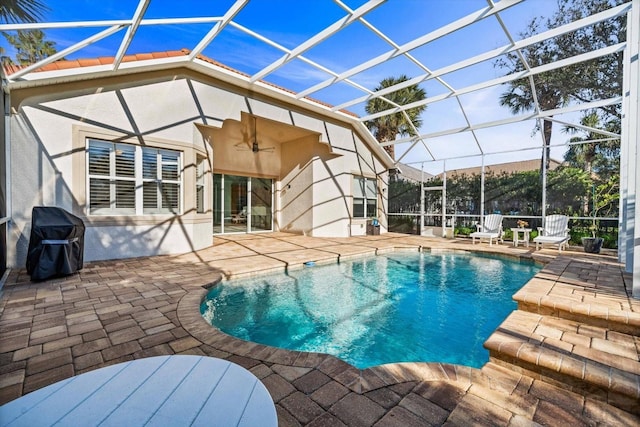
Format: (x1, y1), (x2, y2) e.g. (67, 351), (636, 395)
(3, 0), (578, 171)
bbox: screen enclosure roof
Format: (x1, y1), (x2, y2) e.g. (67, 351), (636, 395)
(0, 0), (634, 172)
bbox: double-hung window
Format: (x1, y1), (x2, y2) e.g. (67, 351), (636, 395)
(142, 148), (180, 214)
(195, 155), (206, 214)
(87, 139), (181, 215)
(353, 176), (377, 218)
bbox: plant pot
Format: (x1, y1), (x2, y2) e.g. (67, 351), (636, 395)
(582, 237), (603, 254)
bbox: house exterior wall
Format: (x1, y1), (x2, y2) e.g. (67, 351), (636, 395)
(279, 136), (320, 235)
(6, 68), (389, 267)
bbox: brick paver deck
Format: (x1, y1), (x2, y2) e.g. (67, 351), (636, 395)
(1, 233), (638, 426)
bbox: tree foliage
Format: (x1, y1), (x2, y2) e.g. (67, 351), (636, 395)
(389, 167), (616, 219)
(562, 110), (620, 178)
(495, 0), (626, 172)
(364, 75), (427, 160)
(0, 0), (49, 24)
(3, 29), (57, 65)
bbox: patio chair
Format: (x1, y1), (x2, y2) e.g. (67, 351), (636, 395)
(533, 214), (570, 252)
(470, 214), (503, 245)
(231, 206), (247, 224)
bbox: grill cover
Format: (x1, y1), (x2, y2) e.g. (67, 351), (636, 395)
(26, 207), (85, 281)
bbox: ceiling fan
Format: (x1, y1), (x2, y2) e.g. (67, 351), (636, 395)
(234, 116), (275, 153)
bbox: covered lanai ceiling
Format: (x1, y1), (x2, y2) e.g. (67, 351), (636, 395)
(0, 0), (634, 173)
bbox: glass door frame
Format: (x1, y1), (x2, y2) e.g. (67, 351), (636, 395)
(213, 173), (274, 235)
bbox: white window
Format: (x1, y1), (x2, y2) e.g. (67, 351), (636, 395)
(195, 155), (205, 214)
(353, 176), (377, 218)
(142, 148), (181, 214)
(87, 139), (181, 215)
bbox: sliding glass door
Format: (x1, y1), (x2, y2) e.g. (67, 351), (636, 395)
(251, 178), (273, 231)
(213, 174), (273, 234)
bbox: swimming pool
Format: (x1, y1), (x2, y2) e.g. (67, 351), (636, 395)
(200, 251), (540, 369)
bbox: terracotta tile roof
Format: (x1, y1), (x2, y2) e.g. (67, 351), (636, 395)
(2, 49), (357, 117)
(437, 158), (563, 177)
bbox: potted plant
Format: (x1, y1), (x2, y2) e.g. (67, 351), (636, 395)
(581, 180), (616, 254)
(516, 219), (528, 229)
(582, 223), (603, 253)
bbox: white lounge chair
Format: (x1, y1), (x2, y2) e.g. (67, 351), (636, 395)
(533, 214), (570, 252)
(231, 206), (247, 223)
(470, 214), (503, 245)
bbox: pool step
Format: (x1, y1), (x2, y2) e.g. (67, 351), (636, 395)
(512, 276), (640, 336)
(484, 310), (640, 414)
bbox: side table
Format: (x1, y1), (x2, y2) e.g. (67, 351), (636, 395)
(511, 228), (532, 247)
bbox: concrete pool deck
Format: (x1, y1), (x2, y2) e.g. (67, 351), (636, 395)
(1, 232), (638, 426)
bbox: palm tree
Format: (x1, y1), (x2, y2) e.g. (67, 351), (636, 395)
(496, 30), (571, 173)
(0, 0), (49, 24)
(496, 0), (625, 174)
(562, 111), (620, 215)
(3, 29), (56, 65)
(562, 112), (603, 176)
(364, 75), (427, 160)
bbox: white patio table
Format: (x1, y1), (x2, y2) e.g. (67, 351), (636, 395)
(511, 227), (532, 248)
(0, 355), (277, 427)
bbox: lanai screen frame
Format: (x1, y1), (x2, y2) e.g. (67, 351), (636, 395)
(0, 0), (638, 296)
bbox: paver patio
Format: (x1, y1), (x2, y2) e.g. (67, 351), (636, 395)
(1, 233), (638, 426)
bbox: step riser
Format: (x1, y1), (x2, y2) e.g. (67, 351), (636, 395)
(484, 309), (640, 415)
(488, 356), (640, 416)
(517, 302), (639, 336)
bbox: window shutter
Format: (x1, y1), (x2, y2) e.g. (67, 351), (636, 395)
(142, 148), (157, 179)
(88, 139), (181, 216)
(115, 145), (135, 177)
(161, 151), (179, 181)
(89, 178), (110, 210)
(88, 143), (110, 176)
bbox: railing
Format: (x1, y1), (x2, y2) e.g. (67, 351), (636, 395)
(387, 213), (619, 248)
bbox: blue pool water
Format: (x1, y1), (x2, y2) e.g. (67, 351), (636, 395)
(201, 251), (540, 369)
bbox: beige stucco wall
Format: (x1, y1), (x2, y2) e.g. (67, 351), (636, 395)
(6, 68), (389, 267)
